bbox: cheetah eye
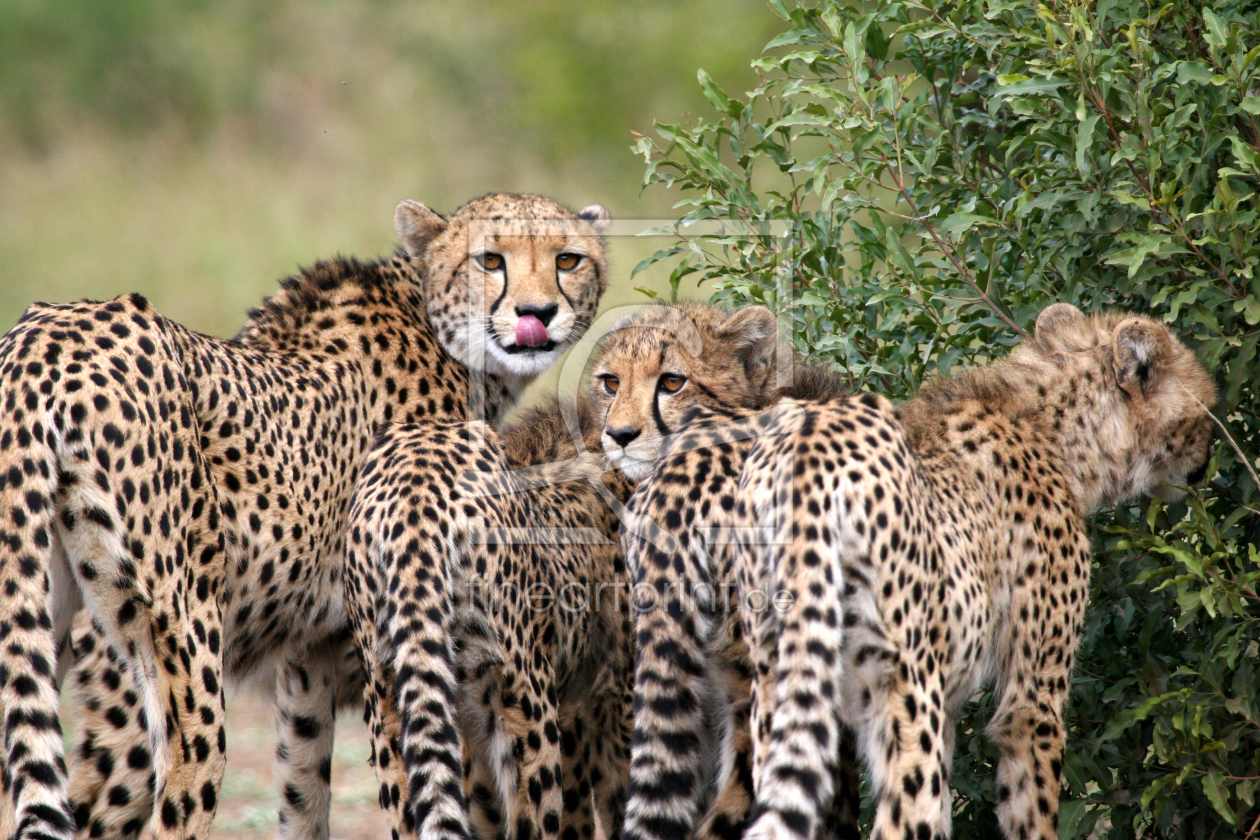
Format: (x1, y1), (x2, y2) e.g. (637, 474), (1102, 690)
(478, 252), (504, 272)
(601, 375), (620, 395)
(659, 374), (686, 393)
(556, 253), (582, 271)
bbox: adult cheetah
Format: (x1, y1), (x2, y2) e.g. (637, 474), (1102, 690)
(343, 302), (839, 840)
(0, 193), (610, 840)
(621, 304), (1216, 840)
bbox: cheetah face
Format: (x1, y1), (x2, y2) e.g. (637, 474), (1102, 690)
(395, 195), (611, 379)
(589, 302), (782, 481)
(1031, 303), (1219, 506)
(1148, 412), (1215, 501)
(471, 233), (602, 377)
(1108, 315), (1218, 502)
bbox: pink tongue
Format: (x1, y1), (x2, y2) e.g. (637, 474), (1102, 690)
(515, 314), (550, 348)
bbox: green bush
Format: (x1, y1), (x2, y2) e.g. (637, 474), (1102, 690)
(635, 1), (1260, 836)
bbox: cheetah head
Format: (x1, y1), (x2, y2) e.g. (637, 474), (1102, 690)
(589, 302), (784, 481)
(396, 193), (611, 379)
(1032, 302), (1218, 504)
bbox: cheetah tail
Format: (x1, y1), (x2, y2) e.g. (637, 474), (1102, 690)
(741, 470), (852, 840)
(372, 523), (472, 840)
(0, 333), (77, 840)
(620, 529), (719, 840)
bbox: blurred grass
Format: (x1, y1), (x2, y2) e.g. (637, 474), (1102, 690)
(0, 0), (781, 337)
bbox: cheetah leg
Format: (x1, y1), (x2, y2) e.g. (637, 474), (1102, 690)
(986, 521), (1086, 840)
(740, 551), (844, 840)
(141, 595), (228, 840)
(343, 557), (426, 839)
(696, 614), (755, 840)
(0, 467), (75, 839)
(491, 668), (564, 840)
(989, 697), (1065, 840)
(566, 649), (632, 840)
(818, 726), (860, 840)
(0, 756), (12, 840)
(56, 410), (228, 840)
(620, 533), (719, 840)
(387, 600), (470, 840)
(62, 550), (227, 840)
(274, 647), (341, 840)
(588, 684), (631, 840)
(67, 614), (155, 840)
(988, 595), (1073, 840)
(739, 447), (856, 840)
(742, 621), (861, 840)
(464, 745), (504, 840)
(868, 671), (951, 840)
(345, 620), (410, 840)
(557, 700), (595, 840)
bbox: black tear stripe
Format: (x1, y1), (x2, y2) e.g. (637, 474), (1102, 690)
(651, 395), (670, 439)
(556, 269), (575, 311)
(489, 267), (510, 317)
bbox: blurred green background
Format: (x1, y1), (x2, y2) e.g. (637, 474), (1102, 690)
(0, 0), (782, 337)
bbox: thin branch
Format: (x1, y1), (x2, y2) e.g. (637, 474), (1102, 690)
(1180, 383), (1260, 518)
(883, 161), (1030, 337)
(1084, 83), (1242, 298)
(1246, 799), (1260, 840)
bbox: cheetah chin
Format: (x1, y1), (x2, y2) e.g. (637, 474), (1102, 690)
(482, 326), (570, 378)
(603, 446), (656, 481)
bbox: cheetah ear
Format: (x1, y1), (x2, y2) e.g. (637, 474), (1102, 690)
(1112, 318), (1172, 395)
(1034, 302), (1085, 339)
(716, 306), (779, 381)
(395, 200), (448, 256)
(576, 204), (612, 235)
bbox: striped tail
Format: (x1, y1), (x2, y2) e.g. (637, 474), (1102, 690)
(621, 513), (722, 840)
(736, 428), (847, 840)
(346, 427), (473, 840)
(0, 333), (75, 840)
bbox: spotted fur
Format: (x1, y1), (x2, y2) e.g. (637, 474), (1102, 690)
(621, 304), (1216, 840)
(0, 192), (610, 840)
(342, 302), (801, 840)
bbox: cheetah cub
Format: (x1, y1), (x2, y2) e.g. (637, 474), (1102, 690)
(622, 303), (1216, 840)
(342, 302), (839, 840)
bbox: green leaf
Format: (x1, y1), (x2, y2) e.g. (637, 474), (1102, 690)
(1177, 62), (1216, 85)
(1202, 9), (1229, 48)
(1242, 97), (1260, 115)
(794, 290), (828, 306)
(1203, 773), (1237, 825)
(696, 69), (740, 118)
(1243, 299), (1260, 326)
(764, 28), (809, 51)
(1105, 234), (1178, 278)
(1076, 113), (1101, 175)
(938, 213), (994, 236)
(993, 76), (1066, 100)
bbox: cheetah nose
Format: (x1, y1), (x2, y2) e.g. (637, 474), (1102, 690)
(606, 427), (640, 448)
(515, 314), (550, 348)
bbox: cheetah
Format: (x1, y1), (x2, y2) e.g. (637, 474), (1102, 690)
(342, 301), (827, 840)
(620, 303), (1216, 840)
(0, 192), (610, 840)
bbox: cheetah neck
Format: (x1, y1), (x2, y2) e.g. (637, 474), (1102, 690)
(904, 350), (1136, 513)
(236, 253), (536, 428)
(1007, 353), (1137, 512)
